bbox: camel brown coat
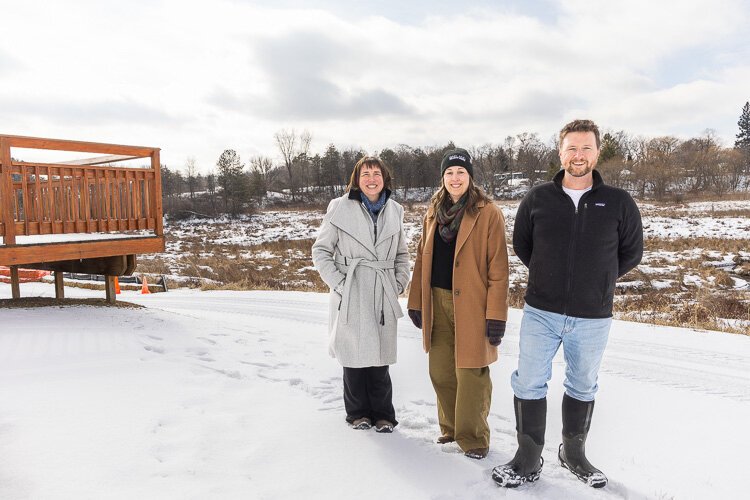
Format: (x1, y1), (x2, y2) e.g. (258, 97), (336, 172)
(407, 200), (509, 368)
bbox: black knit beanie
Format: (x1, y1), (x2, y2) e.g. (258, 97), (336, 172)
(440, 148), (473, 177)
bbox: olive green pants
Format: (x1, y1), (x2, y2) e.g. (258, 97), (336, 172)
(429, 287), (492, 451)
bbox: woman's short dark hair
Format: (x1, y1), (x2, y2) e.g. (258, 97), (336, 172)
(346, 156), (393, 193)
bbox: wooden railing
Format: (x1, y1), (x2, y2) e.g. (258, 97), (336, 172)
(0, 135), (163, 245)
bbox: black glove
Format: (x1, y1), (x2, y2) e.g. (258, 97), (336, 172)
(408, 309), (422, 329)
(486, 319), (506, 346)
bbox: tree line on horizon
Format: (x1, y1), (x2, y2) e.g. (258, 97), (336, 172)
(160, 102), (750, 217)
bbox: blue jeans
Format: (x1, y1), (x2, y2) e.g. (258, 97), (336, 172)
(511, 303), (612, 402)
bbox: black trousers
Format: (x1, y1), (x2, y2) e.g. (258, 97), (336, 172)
(343, 366), (398, 426)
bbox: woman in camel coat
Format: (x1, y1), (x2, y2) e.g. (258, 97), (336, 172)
(407, 148), (509, 459)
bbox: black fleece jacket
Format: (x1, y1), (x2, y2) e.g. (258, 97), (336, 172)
(513, 170), (643, 318)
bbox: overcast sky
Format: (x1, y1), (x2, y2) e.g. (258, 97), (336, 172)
(2, 0), (749, 172)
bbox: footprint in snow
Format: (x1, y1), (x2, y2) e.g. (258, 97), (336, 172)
(200, 365), (242, 379)
(240, 361), (273, 368)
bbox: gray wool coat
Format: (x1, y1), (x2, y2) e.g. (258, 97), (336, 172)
(311, 192), (410, 368)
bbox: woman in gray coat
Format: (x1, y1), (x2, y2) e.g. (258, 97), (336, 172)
(312, 156), (410, 433)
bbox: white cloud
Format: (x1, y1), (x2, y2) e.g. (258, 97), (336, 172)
(0, 0), (748, 172)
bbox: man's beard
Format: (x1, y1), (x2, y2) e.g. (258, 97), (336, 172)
(564, 161), (595, 177)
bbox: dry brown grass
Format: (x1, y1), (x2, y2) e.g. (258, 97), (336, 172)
(508, 285), (526, 309)
(699, 266), (735, 288)
(136, 256), (172, 275)
(646, 237), (750, 254)
(697, 208), (750, 218)
(736, 263), (750, 277)
(672, 291), (749, 334)
(646, 207), (750, 218)
(617, 290), (675, 316)
(616, 289), (749, 335)
(644, 192), (750, 205)
(166, 238), (328, 292)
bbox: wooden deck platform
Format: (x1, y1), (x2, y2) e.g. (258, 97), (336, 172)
(0, 134), (165, 302)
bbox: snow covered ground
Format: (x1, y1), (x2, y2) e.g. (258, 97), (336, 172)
(1, 283), (748, 499)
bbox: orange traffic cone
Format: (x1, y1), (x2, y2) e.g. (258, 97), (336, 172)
(141, 276), (151, 294)
(114, 277), (121, 294)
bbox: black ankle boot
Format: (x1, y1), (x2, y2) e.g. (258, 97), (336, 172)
(492, 396), (546, 488)
(558, 394), (607, 488)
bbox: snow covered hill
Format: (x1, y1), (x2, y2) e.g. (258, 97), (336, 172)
(1, 283), (748, 499)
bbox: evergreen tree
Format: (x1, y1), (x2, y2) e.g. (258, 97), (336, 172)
(205, 171), (218, 214)
(735, 102), (750, 173)
(341, 149), (365, 188)
(379, 148), (399, 193)
(160, 165), (184, 199)
(216, 149), (249, 216)
(599, 133), (622, 164)
(321, 144), (342, 198)
(735, 101), (750, 150)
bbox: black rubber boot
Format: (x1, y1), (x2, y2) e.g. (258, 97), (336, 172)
(558, 394), (608, 488)
(491, 397), (546, 488)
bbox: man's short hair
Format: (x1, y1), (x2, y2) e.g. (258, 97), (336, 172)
(559, 119), (600, 149)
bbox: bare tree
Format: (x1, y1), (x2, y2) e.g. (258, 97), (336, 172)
(249, 156), (274, 202)
(275, 129), (298, 202)
(677, 130), (720, 194)
(395, 145), (416, 195)
(714, 147), (746, 195)
(184, 156), (199, 199)
(300, 130), (312, 155)
(645, 136), (681, 200)
(597, 131), (631, 189)
(516, 133), (553, 185)
(502, 135), (517, 182)
(472, 144), (505, 198)
(274, 129), (312, 202)
(296, 130), (313, 196)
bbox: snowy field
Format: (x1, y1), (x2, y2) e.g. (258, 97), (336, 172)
(144, 199), (750, 333)
(1, 283), (749, 499)
(160, 200), (750, 250)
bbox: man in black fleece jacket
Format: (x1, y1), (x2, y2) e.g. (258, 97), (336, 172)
(493, 120), (643, 489)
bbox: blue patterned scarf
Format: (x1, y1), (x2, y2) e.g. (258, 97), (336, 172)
(360, 191), (387, 222)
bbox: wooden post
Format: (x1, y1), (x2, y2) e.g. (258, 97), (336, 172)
(105, 275), (116, 304)
(54, 271), (65, 299)
(10, 265), (20, 299)
(151, 149), (163, 237)
(0, 137), (16, 245)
